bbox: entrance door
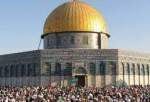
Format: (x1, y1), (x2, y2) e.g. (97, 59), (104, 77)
(75, 75), (86, 87)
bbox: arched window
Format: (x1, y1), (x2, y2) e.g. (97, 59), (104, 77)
(70, 35), (75, 44)
(47, 63), (51, 76)
(55, 63), (61, 75)
(21, 64), (26, 77)
(28, 63), (37, 76)
(5, 66), (9, 77)
(137, 64), (141, 85)
(82, 36), (89, 45)
(47, 39), (49, 46)
(27, 64), (32, 76)
(111, 62), (116, 75)
(121, 63), (125, 85)
(28, 63), (34, 76)
(74, 67), (87, 74)
(2, 66), (5, 77)
(100, 62), (105, 75)
(56, 36), (61, 46)
(147, 65), (150, 84)
(64, 63), (72, 76)
(0, 67), (4, 77)
(16, 64), (20, 77)
(89, 63), (96, 75)
(32, 63), (37, 76)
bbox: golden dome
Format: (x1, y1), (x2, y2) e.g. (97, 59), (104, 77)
(42, 1), (108, 37)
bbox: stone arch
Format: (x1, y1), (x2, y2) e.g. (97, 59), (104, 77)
(141, 64), (145, 75)
(121, 63), (125, 75)
(146, 64), (149, 85)
(131, 64), (135, 75)
(74, 67), (87, 75)
(142, 64), (145, 85)
(126, 63), (130, 85)
(147, 65), (150, 85)
(132, 63), (135, 85)
(121, 63), (125, 85)
(137, 64), (140, 85)
(137, 64), (140, 74)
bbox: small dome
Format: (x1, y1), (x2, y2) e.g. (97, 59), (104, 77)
(42, 1), (108, 37)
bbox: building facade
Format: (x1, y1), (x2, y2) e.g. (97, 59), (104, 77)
(0, 49), (150, 87)
(0, 1), (150, 87)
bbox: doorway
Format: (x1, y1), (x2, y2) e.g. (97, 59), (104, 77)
(75, 75), (86, 87)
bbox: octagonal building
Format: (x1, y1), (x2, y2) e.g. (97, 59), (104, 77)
(0, 1), (150, 87)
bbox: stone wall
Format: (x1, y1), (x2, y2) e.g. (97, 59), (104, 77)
(0, 49), (149, 87)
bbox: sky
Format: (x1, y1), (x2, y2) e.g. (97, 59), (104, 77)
(0, 0), (150, 55)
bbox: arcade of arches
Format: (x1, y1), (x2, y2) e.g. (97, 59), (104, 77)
(120, 62), (150, 86)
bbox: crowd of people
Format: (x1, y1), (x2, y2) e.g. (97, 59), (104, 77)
(0, 85), (149, 102)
